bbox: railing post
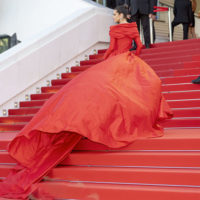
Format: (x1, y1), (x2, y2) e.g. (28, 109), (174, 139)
(168, 7), (172, 42)
(103, 0), (106, 6)
(140, 20), (145, 44)
(149, 18), (154, 44)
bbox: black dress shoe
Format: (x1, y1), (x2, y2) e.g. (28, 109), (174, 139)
(192, 76), (200, 84)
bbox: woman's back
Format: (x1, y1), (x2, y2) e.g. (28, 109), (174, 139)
(115, 36), (133, 54)
(103, 22), (142, 59)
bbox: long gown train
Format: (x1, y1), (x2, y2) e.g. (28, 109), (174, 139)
(0, 132), (82, 198)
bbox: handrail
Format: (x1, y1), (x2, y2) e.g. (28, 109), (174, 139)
(150, 6), (172, 43)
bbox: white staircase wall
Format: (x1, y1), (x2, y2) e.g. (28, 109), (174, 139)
(0, 0), (104, 41)
(0, 0), (114, 115)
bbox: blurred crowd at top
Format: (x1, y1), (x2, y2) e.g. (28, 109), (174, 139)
(92, 0), (200, 47)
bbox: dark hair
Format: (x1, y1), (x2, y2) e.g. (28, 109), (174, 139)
(114, 5), (129, 19)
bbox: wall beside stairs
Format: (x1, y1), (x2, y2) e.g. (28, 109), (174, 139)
(0, 0), (104, 41)
(0, 0), (113, 114)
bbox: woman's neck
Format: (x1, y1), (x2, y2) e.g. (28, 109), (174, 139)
(119, 19), (128, 24)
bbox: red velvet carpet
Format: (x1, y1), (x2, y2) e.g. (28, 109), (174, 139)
(0, 39), (200, 199)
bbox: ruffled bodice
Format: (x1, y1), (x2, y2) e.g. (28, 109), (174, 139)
(103, 22), (143, 59)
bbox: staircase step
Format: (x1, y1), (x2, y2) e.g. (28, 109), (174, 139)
(98, 40), (200, 54)
(74, 129), (200, 151)
(69, 62), (200, 76)
(0, 124), (25, 132)
(0, 116), (33, 124)
(82, 54), (196, 67)
(41, 85), (63, 93)
(91, 47), (200, 61)
(162, 118), (200, 127)
(146, 55), (193, 66)
(8, 107), (40, 116)
(31, 93), (54, 100)
(98, 49), (106, 54)
(1, 164), (200, 187)
(70, 65), (200, 78)
(38, 180), (200, 200)
(0, 132), (17, 150)
(147, 43), (200, 55)
(162, 83), (200, 92)
(80, 59), (102, 66)
(167, 99), (200, 108)
(152, 62), (183, 71)
(150, 40), (200, 51)
(152, 38), (200, 48)
(1, 107), (198, 136)
(51, 78), (72, 86)
(140, 48), (200, 60)
(1, 150), (200, 167)
(154, 60), (200, 70)
(151, 61), (200, 71)
(60, 151), (200, 167)
(172, 108), (200, 118)
(1, 129), (200, 151)
(161, 75), (199, 84)
(1, 143), (200, 167)
(0, 164), (14, 177)
(0, 151), (15, 163)
(71, 65), (92, 72)
(158, 68), (200, 77)
(20, 100), (46, 108)
(89, 53), (104, 59)
(163, 90), (200, 100)
(61, 72), (80, 79)
(47, 166), (200, 186)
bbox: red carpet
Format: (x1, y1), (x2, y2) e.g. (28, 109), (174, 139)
(0, 38), (200, 199)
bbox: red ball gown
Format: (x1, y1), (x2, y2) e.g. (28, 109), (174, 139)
(0, 22), (173, 198)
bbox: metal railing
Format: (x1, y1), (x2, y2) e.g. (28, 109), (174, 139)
(149, 6), (173, 43)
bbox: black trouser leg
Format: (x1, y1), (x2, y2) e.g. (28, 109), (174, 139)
(140, 14), (150, 47)
(171, 21), (180, 41)
(106, 0), (116, 8)
(183, 23), (189, 40)
(153, 22), (156, 43)
(130, 12), (140, 50)
(131, 12), (140, 31)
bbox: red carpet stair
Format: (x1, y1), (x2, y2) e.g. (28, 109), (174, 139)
(0, 39), (200, 199)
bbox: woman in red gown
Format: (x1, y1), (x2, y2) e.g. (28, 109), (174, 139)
(0, 5), (173, 199)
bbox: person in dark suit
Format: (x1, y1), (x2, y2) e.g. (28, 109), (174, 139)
(106, 0), (116, 8)
(105, 0), (127, 9)
(188, 0), (197, 39)
(172, 0), (192, 40)
(116, 0), (126, 6)
(126, 0), (157, 48)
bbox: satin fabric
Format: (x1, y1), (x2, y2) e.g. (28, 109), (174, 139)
(103, 22), (143, 59)
(0, 23), (173, 199)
